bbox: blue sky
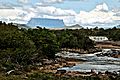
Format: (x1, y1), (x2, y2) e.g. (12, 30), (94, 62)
(53, 0), (120, 13)
(0, 0), (120, 28)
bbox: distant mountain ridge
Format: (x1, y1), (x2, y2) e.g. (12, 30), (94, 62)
(116, 25), (120, 28)
(65, 24), (82, 29)
(27, 18), (65, 28)
(13, 23), (29, 29)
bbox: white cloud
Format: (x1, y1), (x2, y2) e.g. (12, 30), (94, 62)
(42, 0), (63, 3)
(94, 3), (109, 12)
(0, 4), (14, 9)
(29, 3), (120, 27)
(75, 3), (120, 28)
(0, 2), (22, 9)
(0, 8), (28, 23)
(35, 6), (76, 16)
(0, 3), (76, 25)
(23, 5), (77, 25)
(0, 2), (120, 28)
(18, 0), (29, 4)
(40, 0), (86, 4)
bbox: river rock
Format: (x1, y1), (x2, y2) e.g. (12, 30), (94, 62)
(56, 70), (66, 74)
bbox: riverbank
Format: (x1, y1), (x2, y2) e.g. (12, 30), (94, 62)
(0, 63), (120, 80)
(0, 49), (120, 80)
(0, 57), (85, 80)
(0, 56), (120, 80)
(32, 55), (120, 80)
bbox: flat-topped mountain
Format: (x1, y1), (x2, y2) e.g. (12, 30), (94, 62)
(27, 18), (65, 28)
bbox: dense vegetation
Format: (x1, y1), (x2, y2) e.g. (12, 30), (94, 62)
(0, 22), (120, 79)
(0, 22), (94, 72)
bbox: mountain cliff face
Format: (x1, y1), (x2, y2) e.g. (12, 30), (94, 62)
(27, 18), (65, 28)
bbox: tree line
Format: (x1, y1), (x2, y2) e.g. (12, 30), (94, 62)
(0, 22), (120, 72)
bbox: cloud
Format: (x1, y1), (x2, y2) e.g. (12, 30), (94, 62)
(41, 0), (63, 3)
(0, 2), (120, 28)
(0, 8), (28, 24)
(75, 3), (120, 28)
(113, 13), (120, 17)
(112, 8), (120, 17)
(22, 4), (77, 25)
(0, 2), (76, 25)
(0, 2), (27, 23)
(0, 2), (22, 9)
(31, 2), (120, 27)
(35, 6), (76, 16)
(0, 3), (14, 9)
(94, 3), (109, 12)
(40, 0), (86, 4)
(17, 0), (29, 4)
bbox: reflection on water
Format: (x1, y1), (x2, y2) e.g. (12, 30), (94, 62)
(57, 51), (120, 72)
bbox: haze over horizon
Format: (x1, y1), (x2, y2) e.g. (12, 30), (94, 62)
(0, 0), (120, 28)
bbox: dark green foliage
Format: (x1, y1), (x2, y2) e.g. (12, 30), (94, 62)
(0, 23), (36, 71)
(54, 29), (94, 50)
(1, 21), (120, 72)
(27, 29), (59, 59)
(0, 22), (60, 71)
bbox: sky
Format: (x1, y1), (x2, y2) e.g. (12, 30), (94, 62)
(0, 0), (120, 28)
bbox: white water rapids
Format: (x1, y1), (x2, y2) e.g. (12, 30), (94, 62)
(56, 50), (120, 72)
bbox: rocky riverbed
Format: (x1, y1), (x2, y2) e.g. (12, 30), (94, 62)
(24, 49), (120, 79)
(54, 49), (120, 76)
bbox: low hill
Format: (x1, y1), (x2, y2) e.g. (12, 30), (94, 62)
(65, 24), (82, 29)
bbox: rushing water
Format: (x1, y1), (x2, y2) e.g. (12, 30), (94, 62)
(56, 50), (120, 72)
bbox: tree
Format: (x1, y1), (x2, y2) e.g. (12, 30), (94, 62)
(0, 24), (36, 71)
(27, 29), (59, 59)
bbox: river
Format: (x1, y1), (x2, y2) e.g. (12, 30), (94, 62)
(56, 49), (120, 73)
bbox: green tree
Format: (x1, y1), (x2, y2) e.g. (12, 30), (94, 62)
(0, 24), (36, 71)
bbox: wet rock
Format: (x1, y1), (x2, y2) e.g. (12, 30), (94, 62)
(91, 69), (97, 75)
(35, 62), (42, 66)
(117, 70), (120, 76)
(38, 67), (44, 70)
(105, 71), (112, 75)
(22, 77), (28, 79)
(64, 62), (75, 67)
(112, 71), (118, 76)
(95, 49), (120, 57)
(14, 71), (23, 75)
(6, 70), (15, 75)
(113, 54), (120, 58)
(55, 58), (66, 63)
(98, 71), (103, 75)
(42, 59), (54, 65)
(56, 70), (66, 74)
